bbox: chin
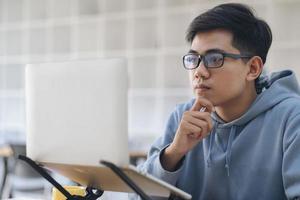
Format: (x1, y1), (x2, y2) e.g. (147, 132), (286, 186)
(194, 92), (218, 105)
(194, 89), (209, 98)
(195, 92), (210, 100)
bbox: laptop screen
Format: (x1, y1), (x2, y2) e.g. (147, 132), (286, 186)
(25, 58), (129, 167)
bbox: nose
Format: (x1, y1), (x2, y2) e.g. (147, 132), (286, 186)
(194, 61), (210, 80)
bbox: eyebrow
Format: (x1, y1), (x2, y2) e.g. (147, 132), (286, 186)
(188, 49), (199, 54)
(188, 48), (225, 55)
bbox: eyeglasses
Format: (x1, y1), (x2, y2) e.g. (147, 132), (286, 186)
(183, 51), (253, 70)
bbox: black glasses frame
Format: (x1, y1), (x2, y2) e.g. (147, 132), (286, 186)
(182, 52), (253, 70)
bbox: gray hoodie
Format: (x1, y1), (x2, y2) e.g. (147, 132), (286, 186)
(138, 70), (300, 200)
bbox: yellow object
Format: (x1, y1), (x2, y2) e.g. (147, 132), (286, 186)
(52, 186), (86, 200)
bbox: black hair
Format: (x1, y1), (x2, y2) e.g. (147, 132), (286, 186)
(186, 3), (272, 64)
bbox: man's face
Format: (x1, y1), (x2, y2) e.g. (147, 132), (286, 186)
(188, 29), (250, 107)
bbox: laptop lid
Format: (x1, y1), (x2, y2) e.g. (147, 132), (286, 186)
(26, 58), (129, 167)
(25, 58), (192, 199)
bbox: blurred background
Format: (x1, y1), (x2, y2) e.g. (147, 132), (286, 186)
(0, 0), (300, 199)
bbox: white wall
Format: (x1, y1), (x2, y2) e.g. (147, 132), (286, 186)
(0, 0), (300, 150)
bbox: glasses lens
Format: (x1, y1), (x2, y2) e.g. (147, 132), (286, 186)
(183, 54), (199, 69)
(205, 52), (224, 68)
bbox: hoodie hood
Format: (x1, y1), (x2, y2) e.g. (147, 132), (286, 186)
(207, 70), (300, 176)
(212, 70), (300, 127)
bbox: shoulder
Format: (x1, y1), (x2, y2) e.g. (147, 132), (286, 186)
(273, 96), (300, 116)
(273, 96), (300, 149)
(268, 96), (300, 129)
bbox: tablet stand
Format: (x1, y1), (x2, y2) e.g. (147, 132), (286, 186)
(18, 155), (153, 200)
(18, 155), (102, 200)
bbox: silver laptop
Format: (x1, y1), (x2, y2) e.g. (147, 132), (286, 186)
(25, 58), (191, 199)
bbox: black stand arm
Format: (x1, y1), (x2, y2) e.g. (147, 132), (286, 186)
(18, 155), (103, 200)
(100, 161), (187, 200)
(100, 160), (152, 200)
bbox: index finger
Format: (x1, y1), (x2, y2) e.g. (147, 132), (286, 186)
(190, 97), (214, 113)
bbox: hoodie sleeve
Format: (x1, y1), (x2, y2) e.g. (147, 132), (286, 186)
(137, 106), (184, 186)
(282, 112), (300, 199)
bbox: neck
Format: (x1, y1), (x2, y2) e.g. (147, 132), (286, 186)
(214, 86), (257, 123)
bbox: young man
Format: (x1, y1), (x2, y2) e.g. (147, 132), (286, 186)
(138, 3), (300, 200)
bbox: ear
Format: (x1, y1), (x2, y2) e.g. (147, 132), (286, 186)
(246, 56), (263, 81)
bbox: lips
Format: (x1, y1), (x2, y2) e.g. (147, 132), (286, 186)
(194, 83), (210, 90)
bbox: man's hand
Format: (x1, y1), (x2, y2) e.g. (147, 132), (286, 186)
(161, 97), (214, 171)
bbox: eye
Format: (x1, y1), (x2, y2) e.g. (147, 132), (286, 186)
(184, 54), (200, 69)
(205, 53), (223, 67)
(186, 55), (198, 63)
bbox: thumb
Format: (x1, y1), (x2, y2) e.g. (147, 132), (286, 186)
(190, 97), (214, 112)
(190, 98), (203, 111)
